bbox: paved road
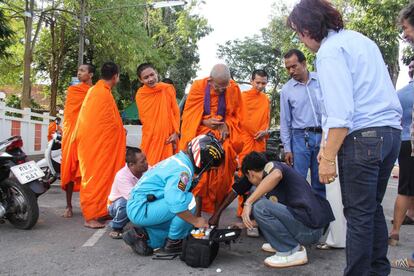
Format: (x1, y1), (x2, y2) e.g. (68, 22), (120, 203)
(0, 177), (413, 275)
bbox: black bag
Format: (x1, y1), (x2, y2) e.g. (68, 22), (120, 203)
(180, 228), (241, 268)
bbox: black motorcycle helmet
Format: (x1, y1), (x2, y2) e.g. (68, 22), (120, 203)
(187, 133), (225, 174)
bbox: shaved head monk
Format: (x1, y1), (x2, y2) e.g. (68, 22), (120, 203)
(236, 69), (270, 216)
(61, 64), (94, 218)
(180, 64), (244, 214)
(135, 63), (180, 166)
(75, 62), (126, 228)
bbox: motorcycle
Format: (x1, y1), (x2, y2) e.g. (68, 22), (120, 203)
(0, 136), (44, 229)
(36, 132), (61, 187)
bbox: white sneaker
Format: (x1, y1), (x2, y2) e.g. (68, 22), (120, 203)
(264, 246), (308, 268)
(261, 243), (276, 253)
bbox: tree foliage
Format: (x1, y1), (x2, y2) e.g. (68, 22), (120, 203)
(0, 0), (211, 113)
(0, 8), (14, 58)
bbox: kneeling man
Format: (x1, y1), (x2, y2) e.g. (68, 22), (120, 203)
(124, 134), (224, 256)
(241, 152), (334, 268)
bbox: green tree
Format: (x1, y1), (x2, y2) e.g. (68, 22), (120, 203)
(0, 8), (14, 58)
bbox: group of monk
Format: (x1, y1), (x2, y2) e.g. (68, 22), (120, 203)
(59, 61), (270, 229)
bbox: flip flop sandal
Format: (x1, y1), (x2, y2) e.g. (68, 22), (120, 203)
(109, 230), (123, 239)
(316, 243), (332, 250)
(391, 258), (414, 272)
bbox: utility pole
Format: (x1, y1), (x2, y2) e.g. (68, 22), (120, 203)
(77, 0), (85, 67)
(22, 0), (34, 108)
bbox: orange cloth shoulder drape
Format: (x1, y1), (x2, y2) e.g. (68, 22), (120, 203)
(136, 82), (180, 166)
(239, 88), (270, 164)
(47, 122), (62, 141)
(75, 80), (126, 221)
(60, 82), (91, 191)
(180, 78), (243, 214)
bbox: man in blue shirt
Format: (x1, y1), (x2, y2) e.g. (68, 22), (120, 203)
(389, 60), (414, 246)
(280, 49), (325, 198)
(123, 134), (224, 256)
(288, 0), (402, 275)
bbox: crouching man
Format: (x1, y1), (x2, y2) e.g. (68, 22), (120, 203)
(241, 152), (334, 268)
(123, 134), (225, 256)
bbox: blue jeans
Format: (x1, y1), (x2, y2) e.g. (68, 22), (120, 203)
(292, 129), (326, 198)
(338, 127), (401, 276)
(253, 198), (323, 256)
(108, 197), (129, 230)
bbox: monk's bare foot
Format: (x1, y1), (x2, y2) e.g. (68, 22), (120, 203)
(84, 220), (106, 229)
(62, 207), (73, 218)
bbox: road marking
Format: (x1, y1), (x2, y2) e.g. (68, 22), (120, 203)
(82, 228), (107, 247)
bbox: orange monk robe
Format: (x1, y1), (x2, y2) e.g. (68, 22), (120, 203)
(237, 88), (270, 216)
(136, 82), (180, 166)
(47, 122), (62, 141)
(75, 80), (126, 221)
(239, 88), (270, 164)
(60, 82), (91, 192)
(179, 78), (244, 214)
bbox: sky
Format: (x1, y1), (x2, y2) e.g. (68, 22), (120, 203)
(193, 0), (410, 90)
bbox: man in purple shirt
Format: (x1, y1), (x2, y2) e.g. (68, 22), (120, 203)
(108, 147), (148, 239)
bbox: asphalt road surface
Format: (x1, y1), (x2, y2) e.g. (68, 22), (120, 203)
(0, 177), (413, 275)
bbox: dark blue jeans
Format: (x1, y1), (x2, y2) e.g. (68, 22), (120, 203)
(338, 127), (401, 276)
(292, 129), (326, 198)
(253, 199), (323, 256)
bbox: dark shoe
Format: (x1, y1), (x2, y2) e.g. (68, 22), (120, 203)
(109, 229), (123, 239)
(122, 227), (153, 256)
(162, 238), (183, 254)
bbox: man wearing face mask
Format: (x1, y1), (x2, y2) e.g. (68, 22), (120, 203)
(179, 64), (244, 215)
(280, 49), (325, 198)
(135, 63), (180, 166)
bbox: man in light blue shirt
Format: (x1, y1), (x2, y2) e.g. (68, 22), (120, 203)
(123, 134), (224, 256)
(389, 61), (414, 246)
(288, 0), (402, 275)
(280, 49), (325, 198)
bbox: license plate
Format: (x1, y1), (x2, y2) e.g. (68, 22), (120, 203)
(11, 161), (45, 184)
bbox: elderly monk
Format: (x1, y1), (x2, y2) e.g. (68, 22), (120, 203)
(136, 63), (180, 166)
(75, 62), (126, 228)
(47, 117), (62, 141)
(180, 64), (243, 214)
(60, 64), (94, 218)
(236, 69), (270, 216)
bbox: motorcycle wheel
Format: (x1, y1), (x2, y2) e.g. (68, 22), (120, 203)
(1, 179), (39, 229)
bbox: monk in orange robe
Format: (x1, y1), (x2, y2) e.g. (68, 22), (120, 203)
(47, 117), (62, 141)
(74, 62), (126, 228)
(60, 64), (94, 218)
(180, 64), (243, 214)
(237, 69), (270, 216)
(135, 63), (180, 166)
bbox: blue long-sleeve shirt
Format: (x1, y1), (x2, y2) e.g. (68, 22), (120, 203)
(397, 82), (414, 141)
(315, 29), (402, 136)
(280, 72), (322, 152)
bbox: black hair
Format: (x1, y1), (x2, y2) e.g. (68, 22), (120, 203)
(82, 64), (95, 74)
(251, 69), (268, 80)
(287, 0), (344, 43)
(126, 147), (142, 164)
(284, 49), (306, 63)
(399, 3), (414, 27)
(241, 151), (268, 176)
(136, 63), (156, 79)
(100, 62), (119, 81)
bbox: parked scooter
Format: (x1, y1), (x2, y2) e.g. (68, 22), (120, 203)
(0, 136), (44, 229)
(36, 132), (61, 186)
